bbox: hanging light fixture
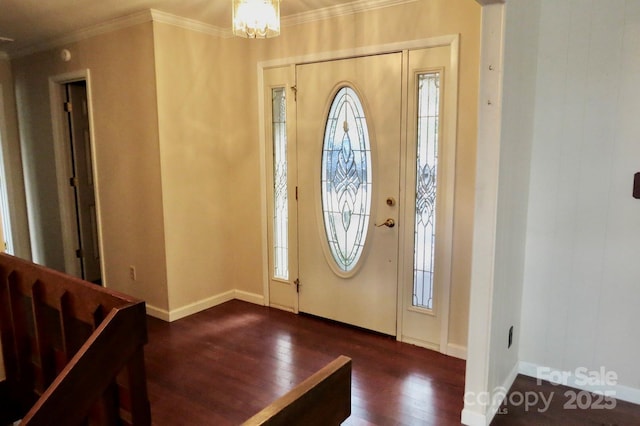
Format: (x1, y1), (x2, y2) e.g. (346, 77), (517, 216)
(233, 0), (280, 38)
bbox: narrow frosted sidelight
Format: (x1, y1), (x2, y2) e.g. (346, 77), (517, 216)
(413, 73), (440, 309)
(272, 87), (288, 279)
(321, 87), (372, 272)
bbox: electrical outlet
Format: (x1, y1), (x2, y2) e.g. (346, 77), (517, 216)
(508, 325), (514, 348)
(129, 265), (136, 281)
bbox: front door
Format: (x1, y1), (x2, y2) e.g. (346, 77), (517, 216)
(296, 54), (402, 335)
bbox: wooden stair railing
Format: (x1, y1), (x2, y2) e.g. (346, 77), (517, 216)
(0, 253), (353, 425)
(0, 253), (150, 425)
(242, 355), (352, 426)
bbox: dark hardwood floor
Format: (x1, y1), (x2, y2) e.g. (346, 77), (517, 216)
(491, 375), (640, 426)
(144, 300), (640, 425)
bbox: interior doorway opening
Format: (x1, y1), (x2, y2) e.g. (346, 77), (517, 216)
(49, 71), (103, 284)
(64, 81), (101, 283)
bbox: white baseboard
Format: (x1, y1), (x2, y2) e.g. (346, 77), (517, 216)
(400, 335), (440, 352)
(145, 304), (171, 321)
(146, 289), (265, 322)
(447, 343), (468, 360)
(234, 289), (265, 305)
(519, 361), (640, 406)
(269, 302), (296, 313)
(167, 290), (235, 321)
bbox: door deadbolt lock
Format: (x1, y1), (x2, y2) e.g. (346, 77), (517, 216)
(376, 218), (395, 228)
(386, 197), (396, 206)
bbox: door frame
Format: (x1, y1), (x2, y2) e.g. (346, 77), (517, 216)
(258, 35), (460, 355)
(49, 69), (104, 281)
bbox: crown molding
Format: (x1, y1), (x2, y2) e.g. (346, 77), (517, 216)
(150, 9), (231, 38)
(11, 9), (154, 58)
(282, 0), (418, 27)
(9, 0), (418, 57)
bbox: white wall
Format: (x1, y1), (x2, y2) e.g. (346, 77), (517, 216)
(520, 0), (640, 398)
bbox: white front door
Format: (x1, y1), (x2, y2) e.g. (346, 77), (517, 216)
(264, 40), (460, 351)
(296, 53), (402, 335)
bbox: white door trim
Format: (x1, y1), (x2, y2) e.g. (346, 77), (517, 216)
(48, 69), (104, 282)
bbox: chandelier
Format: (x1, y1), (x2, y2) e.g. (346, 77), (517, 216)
(232, 0), (281, 38)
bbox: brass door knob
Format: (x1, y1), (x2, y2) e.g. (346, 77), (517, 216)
(376, 218), (395, 228)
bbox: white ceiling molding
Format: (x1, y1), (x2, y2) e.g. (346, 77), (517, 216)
(9, 0), (420, 57)
(282, 0), (417, 27)
(150, 9), (231, 39)
(11, 9), (154, 58)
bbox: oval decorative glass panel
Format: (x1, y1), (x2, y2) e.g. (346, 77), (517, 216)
(321, 86), (372, 272)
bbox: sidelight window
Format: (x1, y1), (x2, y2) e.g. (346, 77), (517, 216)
(272, 87), (288, 280)
(413, 73), (440, 309)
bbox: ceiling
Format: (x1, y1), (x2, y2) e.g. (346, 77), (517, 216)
(0, 0), (363, 56)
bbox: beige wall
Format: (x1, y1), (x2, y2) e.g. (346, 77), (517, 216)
(11, 22), (169, 310)
(152, 24), (252, 311)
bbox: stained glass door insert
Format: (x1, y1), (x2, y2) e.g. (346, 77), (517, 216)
(321, 87), (372, 273)
(413, 73), (440, 310)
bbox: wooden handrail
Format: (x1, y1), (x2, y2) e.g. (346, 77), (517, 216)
(22, 303), (149, 425)
(0, 253), (150, 425)
(242, 355), (352, 426)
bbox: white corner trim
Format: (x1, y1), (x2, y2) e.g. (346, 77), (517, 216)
(461, 361), (518, 426)
(282, 0), (417, 27)
(519, 361), (640, 406)
(150, 9), (230, 38)
(12, 10), (154, 58)
(487, 362), (519, 422)
(460, 408), (489, 426)
(447, 343), (468, 360)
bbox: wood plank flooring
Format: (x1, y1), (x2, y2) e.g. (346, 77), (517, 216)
(144, 300), (640, 425)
